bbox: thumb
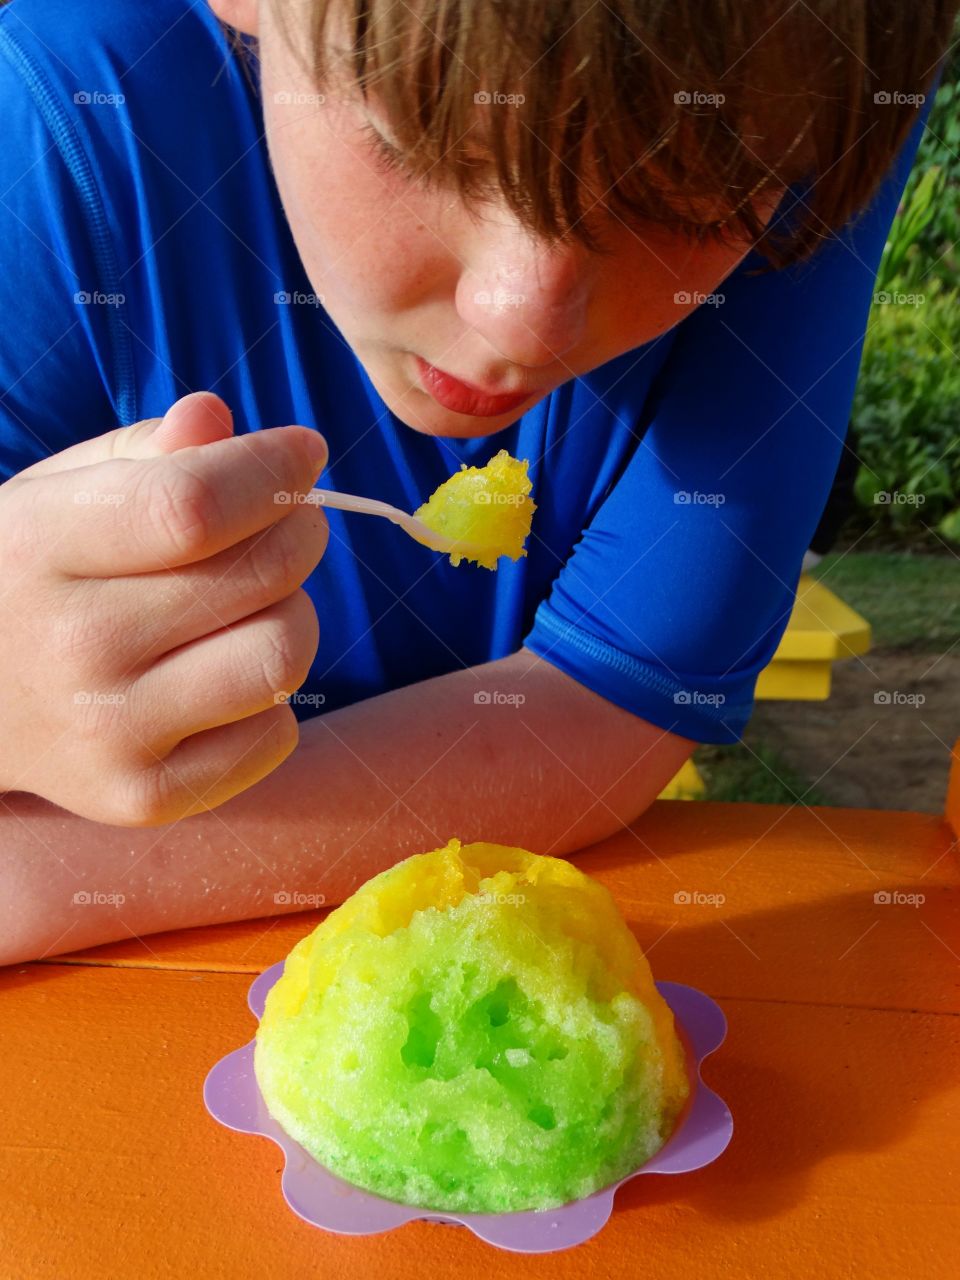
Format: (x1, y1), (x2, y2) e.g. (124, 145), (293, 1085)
(12, 392), (235, 481)
(137, 391), (235, 455)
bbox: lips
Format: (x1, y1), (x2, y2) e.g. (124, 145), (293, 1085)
(414, 356), (533, 417)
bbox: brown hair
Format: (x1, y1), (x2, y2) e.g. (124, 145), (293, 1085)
(248, 1), (959, 269)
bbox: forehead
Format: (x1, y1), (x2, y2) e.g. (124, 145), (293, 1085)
(296, 1), (776, 253)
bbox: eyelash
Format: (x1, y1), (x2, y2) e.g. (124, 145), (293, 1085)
(359, 120), (408, 174)
(359, 120), (446, 191)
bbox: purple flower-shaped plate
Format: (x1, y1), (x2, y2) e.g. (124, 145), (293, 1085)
(204, 961), (732, 1254)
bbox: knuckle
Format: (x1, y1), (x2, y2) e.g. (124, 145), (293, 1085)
(283, 427), (327, 492)
(0, 480), (44, 577)
(303, 503), (329, 560)
(250, 519), (303, 597)
(107, 765), (176, 828)
(69, 687), (132, 747)
(269, 701), (301, 755)
(50, 586), (115, 669)
(257, 621), (302, 696)
(257, 596), (316, 694)
(136, 464), (221, 560)
(289, 585), (321, 652)
(275, 502), (328, 570)
(109, 419), (162, 459)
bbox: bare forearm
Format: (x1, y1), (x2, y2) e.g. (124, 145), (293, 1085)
(0, 649), (694, 962)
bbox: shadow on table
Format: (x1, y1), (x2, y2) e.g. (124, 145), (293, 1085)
(612, 984), (957, 1227)
(578, 816), (958, 1225)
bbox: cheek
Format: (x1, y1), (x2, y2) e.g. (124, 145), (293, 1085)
(600, 224), (756, 344)
(264, 93), (452, 318)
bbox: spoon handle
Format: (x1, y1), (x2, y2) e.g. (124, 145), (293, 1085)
(309, 487), (408, 523)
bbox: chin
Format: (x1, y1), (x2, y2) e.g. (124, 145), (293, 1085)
(393, 411), (519, 439)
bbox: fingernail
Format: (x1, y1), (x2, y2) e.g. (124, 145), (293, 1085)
(305, 431), (328, 475)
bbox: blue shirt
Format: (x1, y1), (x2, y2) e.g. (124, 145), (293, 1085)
(0, 0), (933, 743)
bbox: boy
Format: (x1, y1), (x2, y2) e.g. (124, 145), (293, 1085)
(0, 0), (952, 961)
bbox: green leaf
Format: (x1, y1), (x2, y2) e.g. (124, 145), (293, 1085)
(937, 509), (960, 543)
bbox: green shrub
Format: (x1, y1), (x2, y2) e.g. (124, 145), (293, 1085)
(900, 75), (960, 288)
(875, 166), (948, 294)
(850, 44), (960, 544)
(852, 281), (960, 539)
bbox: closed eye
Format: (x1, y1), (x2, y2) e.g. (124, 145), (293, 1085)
(356, 118), (490, 199)
(358, 119), (406, 172)
(358, 119), (451, 194)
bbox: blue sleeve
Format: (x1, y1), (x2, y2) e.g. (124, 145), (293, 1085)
(0, 15), (129, 482)
(523, 93), (934, 744)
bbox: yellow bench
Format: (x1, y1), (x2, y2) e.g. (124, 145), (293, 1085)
(754, 572), (871, 700)
(660, 573), (871, 799)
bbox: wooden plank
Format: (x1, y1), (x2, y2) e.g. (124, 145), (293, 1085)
(588, 801), (960, 1017)
(57, 802), (959, 1016)
(946, 738), (960, 838)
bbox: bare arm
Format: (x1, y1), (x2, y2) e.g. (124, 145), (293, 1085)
(0, 647), (694, 964)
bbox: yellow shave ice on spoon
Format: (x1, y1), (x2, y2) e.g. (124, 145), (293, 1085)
(413, 449), (536, 569)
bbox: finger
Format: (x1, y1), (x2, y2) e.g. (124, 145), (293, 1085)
(90, 500), (328, 671)
(44, 424), (328, 577)
(131, 589), (320, 750)
(113, 702), (300, 827)
(12, 391), (234, 482)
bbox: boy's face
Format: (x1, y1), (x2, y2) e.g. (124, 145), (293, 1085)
(252, 1), (779, 438)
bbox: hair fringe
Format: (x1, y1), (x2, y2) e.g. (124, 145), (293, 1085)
(230, 1), (960, 270)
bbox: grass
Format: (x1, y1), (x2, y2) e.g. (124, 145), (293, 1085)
(694, 739), (829, 806)
(691, 549), (957, 802)
(809, 550), (960, 651)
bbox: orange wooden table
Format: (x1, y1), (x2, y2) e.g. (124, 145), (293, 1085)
(3, 752), (959, 1278)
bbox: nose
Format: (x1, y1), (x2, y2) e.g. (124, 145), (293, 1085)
(457, 221), (593, 367)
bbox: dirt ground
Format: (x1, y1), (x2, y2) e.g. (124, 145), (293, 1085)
(749, 649), (960, 814)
